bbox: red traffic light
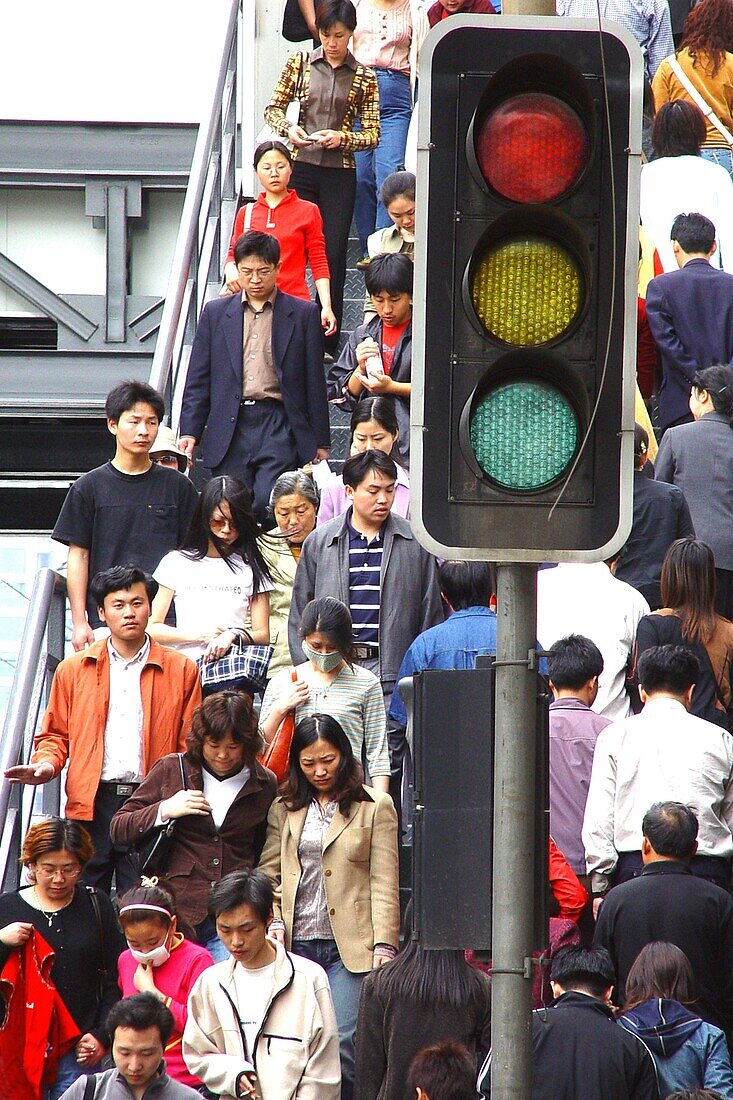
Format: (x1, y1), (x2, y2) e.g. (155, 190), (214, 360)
(476, 92), (590, 203)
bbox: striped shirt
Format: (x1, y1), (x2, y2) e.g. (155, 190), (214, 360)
(261, 661), (391, 777)
(555, 0), (673, 80)
(348, 513), (383, 647)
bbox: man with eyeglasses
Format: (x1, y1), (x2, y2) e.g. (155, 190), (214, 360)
(179, 229), (331, 522)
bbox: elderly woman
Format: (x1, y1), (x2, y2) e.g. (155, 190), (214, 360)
(258, 713), (399, 1100)
(258, 470), (319, 680)
(110, 691), (277, 961)
(0, 818), (124, 1099)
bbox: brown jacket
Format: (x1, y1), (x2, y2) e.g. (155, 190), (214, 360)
(32, 637), (202, 819)
(258, 787), (400, 973)
(110, 752), (277, 926)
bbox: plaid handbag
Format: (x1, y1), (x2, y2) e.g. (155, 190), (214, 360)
(197, 640), (274, 694)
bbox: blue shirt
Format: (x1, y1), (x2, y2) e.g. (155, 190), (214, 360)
(389, 606), (498, 725)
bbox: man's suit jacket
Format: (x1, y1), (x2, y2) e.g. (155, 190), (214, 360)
(646, 258), (733, 429)
(257, 787), (400, 973)
(656, 411), (733, 569)
(179, 289), (330, 468)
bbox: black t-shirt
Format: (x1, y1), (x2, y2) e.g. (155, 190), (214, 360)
(0, 885), (125, 1042)
(53, 461), (198, 627)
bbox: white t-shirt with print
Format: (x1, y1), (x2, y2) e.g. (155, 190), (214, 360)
(153, 551), (270, 659)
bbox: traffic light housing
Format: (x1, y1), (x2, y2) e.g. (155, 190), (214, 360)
(411, 17), (643, 562)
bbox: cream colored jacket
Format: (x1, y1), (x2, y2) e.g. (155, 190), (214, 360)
(182, 942), (340, 1100)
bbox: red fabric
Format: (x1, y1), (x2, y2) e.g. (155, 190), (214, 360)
(380, 319), (410, 375)
(225, 190), (330, 299)
(0, 929), (80, 1096)
(427, 0), (496, 25)
(549, 836), (588, 923)
(637, 297), (658, 400)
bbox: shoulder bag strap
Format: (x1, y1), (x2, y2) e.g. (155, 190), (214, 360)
(243, 203), (255, 231)
(85, 886), (107, 1010)
(178, 752), (188, 792)
(667, 55), (733, 147)
(83, 1075), (98, 1100)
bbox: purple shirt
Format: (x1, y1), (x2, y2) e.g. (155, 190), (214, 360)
(549, 697), (612, 874)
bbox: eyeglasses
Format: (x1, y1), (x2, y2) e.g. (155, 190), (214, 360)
(34, 863), (82, 879)
(153, 454), (181, 468)
(236, 266), (276, 280)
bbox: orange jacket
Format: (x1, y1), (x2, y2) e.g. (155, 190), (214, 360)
(0, 928), (80, 1095)
(32, 637), (202, 819)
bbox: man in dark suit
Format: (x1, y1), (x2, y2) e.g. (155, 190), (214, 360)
(179, 230), (330, 520)
(593, 801), (733, 1037)
(646, 211), (733, 433)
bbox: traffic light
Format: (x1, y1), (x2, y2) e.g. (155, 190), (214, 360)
(410, 16), (643, 562)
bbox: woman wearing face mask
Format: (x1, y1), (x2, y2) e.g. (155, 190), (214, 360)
(317, 397), (409, 525)
(117, 878), (213, 1089)
(110, 692), (277, 963)
(258, 713), (399, 1100)
(260, 596), (390, 792)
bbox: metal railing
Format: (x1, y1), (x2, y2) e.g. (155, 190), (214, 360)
(0, 569), (67, 891)
(149, 0), (246, 428)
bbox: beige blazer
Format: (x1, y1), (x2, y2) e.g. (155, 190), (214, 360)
(258, 786), (400, 973)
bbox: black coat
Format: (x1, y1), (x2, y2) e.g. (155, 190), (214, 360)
(478, 992), (659, 1100)
(594, 861), (733, 1034)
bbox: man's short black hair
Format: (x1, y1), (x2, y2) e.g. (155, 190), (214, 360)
(107, 992), (174, 1046)
(407, 1041), (477, 1100)
(89, 565), (158, 610)
(642, 801), (699, 859)
(105, 381), (165, 424)
(342, 449), (397, 490)
(550, 946), (615, 998)
(438, 561), (495, 610)
(670, 212), (716, 255)
(209, 868), (274, 924)
(233, 230), (281, 267)
(547, 634), (604, 690)
(637, 645), (699, 696)
(364, 252), (413, 297)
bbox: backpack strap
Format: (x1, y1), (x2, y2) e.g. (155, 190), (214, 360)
(83, 1074), (98, 1100)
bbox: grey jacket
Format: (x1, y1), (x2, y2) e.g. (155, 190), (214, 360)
(288, 511), (443, 685)
(656, 411), (733, 570)
(60, 1064), (200, 1099)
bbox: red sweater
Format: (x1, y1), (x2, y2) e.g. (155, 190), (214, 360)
(118, 936), (213, 1088)
(226, 190), (330, 299)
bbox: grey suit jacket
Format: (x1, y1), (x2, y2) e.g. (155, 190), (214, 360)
(288, 511), (443, 685)
(656, 411), (733, 569)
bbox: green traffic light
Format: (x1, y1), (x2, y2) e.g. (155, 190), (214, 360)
(469, 379), (579, 491)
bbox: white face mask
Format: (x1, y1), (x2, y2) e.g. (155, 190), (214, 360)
(128, 942), (170, 968)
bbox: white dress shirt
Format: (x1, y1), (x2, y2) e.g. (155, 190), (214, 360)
(101, 636), (149, 782)
(582, 696), (733, 883)
(537, 563), (650, 723)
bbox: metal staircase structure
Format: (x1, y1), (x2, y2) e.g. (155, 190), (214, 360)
(0, 0), (246, 531)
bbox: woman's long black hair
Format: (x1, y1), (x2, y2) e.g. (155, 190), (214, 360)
(179, 475), (271, 593)
(280, 714), (367, 816)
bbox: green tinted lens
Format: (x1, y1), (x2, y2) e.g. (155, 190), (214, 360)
(469, 380), (579, 491)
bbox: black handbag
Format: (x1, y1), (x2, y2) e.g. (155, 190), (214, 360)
(135, 754), (187, 876)
(282, 0), (310, 43)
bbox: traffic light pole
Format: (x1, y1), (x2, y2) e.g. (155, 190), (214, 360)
(491, 562), (539, 1098)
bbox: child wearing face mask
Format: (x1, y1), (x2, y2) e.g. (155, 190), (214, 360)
(117, 878), (214, 1090)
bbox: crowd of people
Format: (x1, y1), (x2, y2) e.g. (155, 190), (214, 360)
(4, 0), (733, 1097)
